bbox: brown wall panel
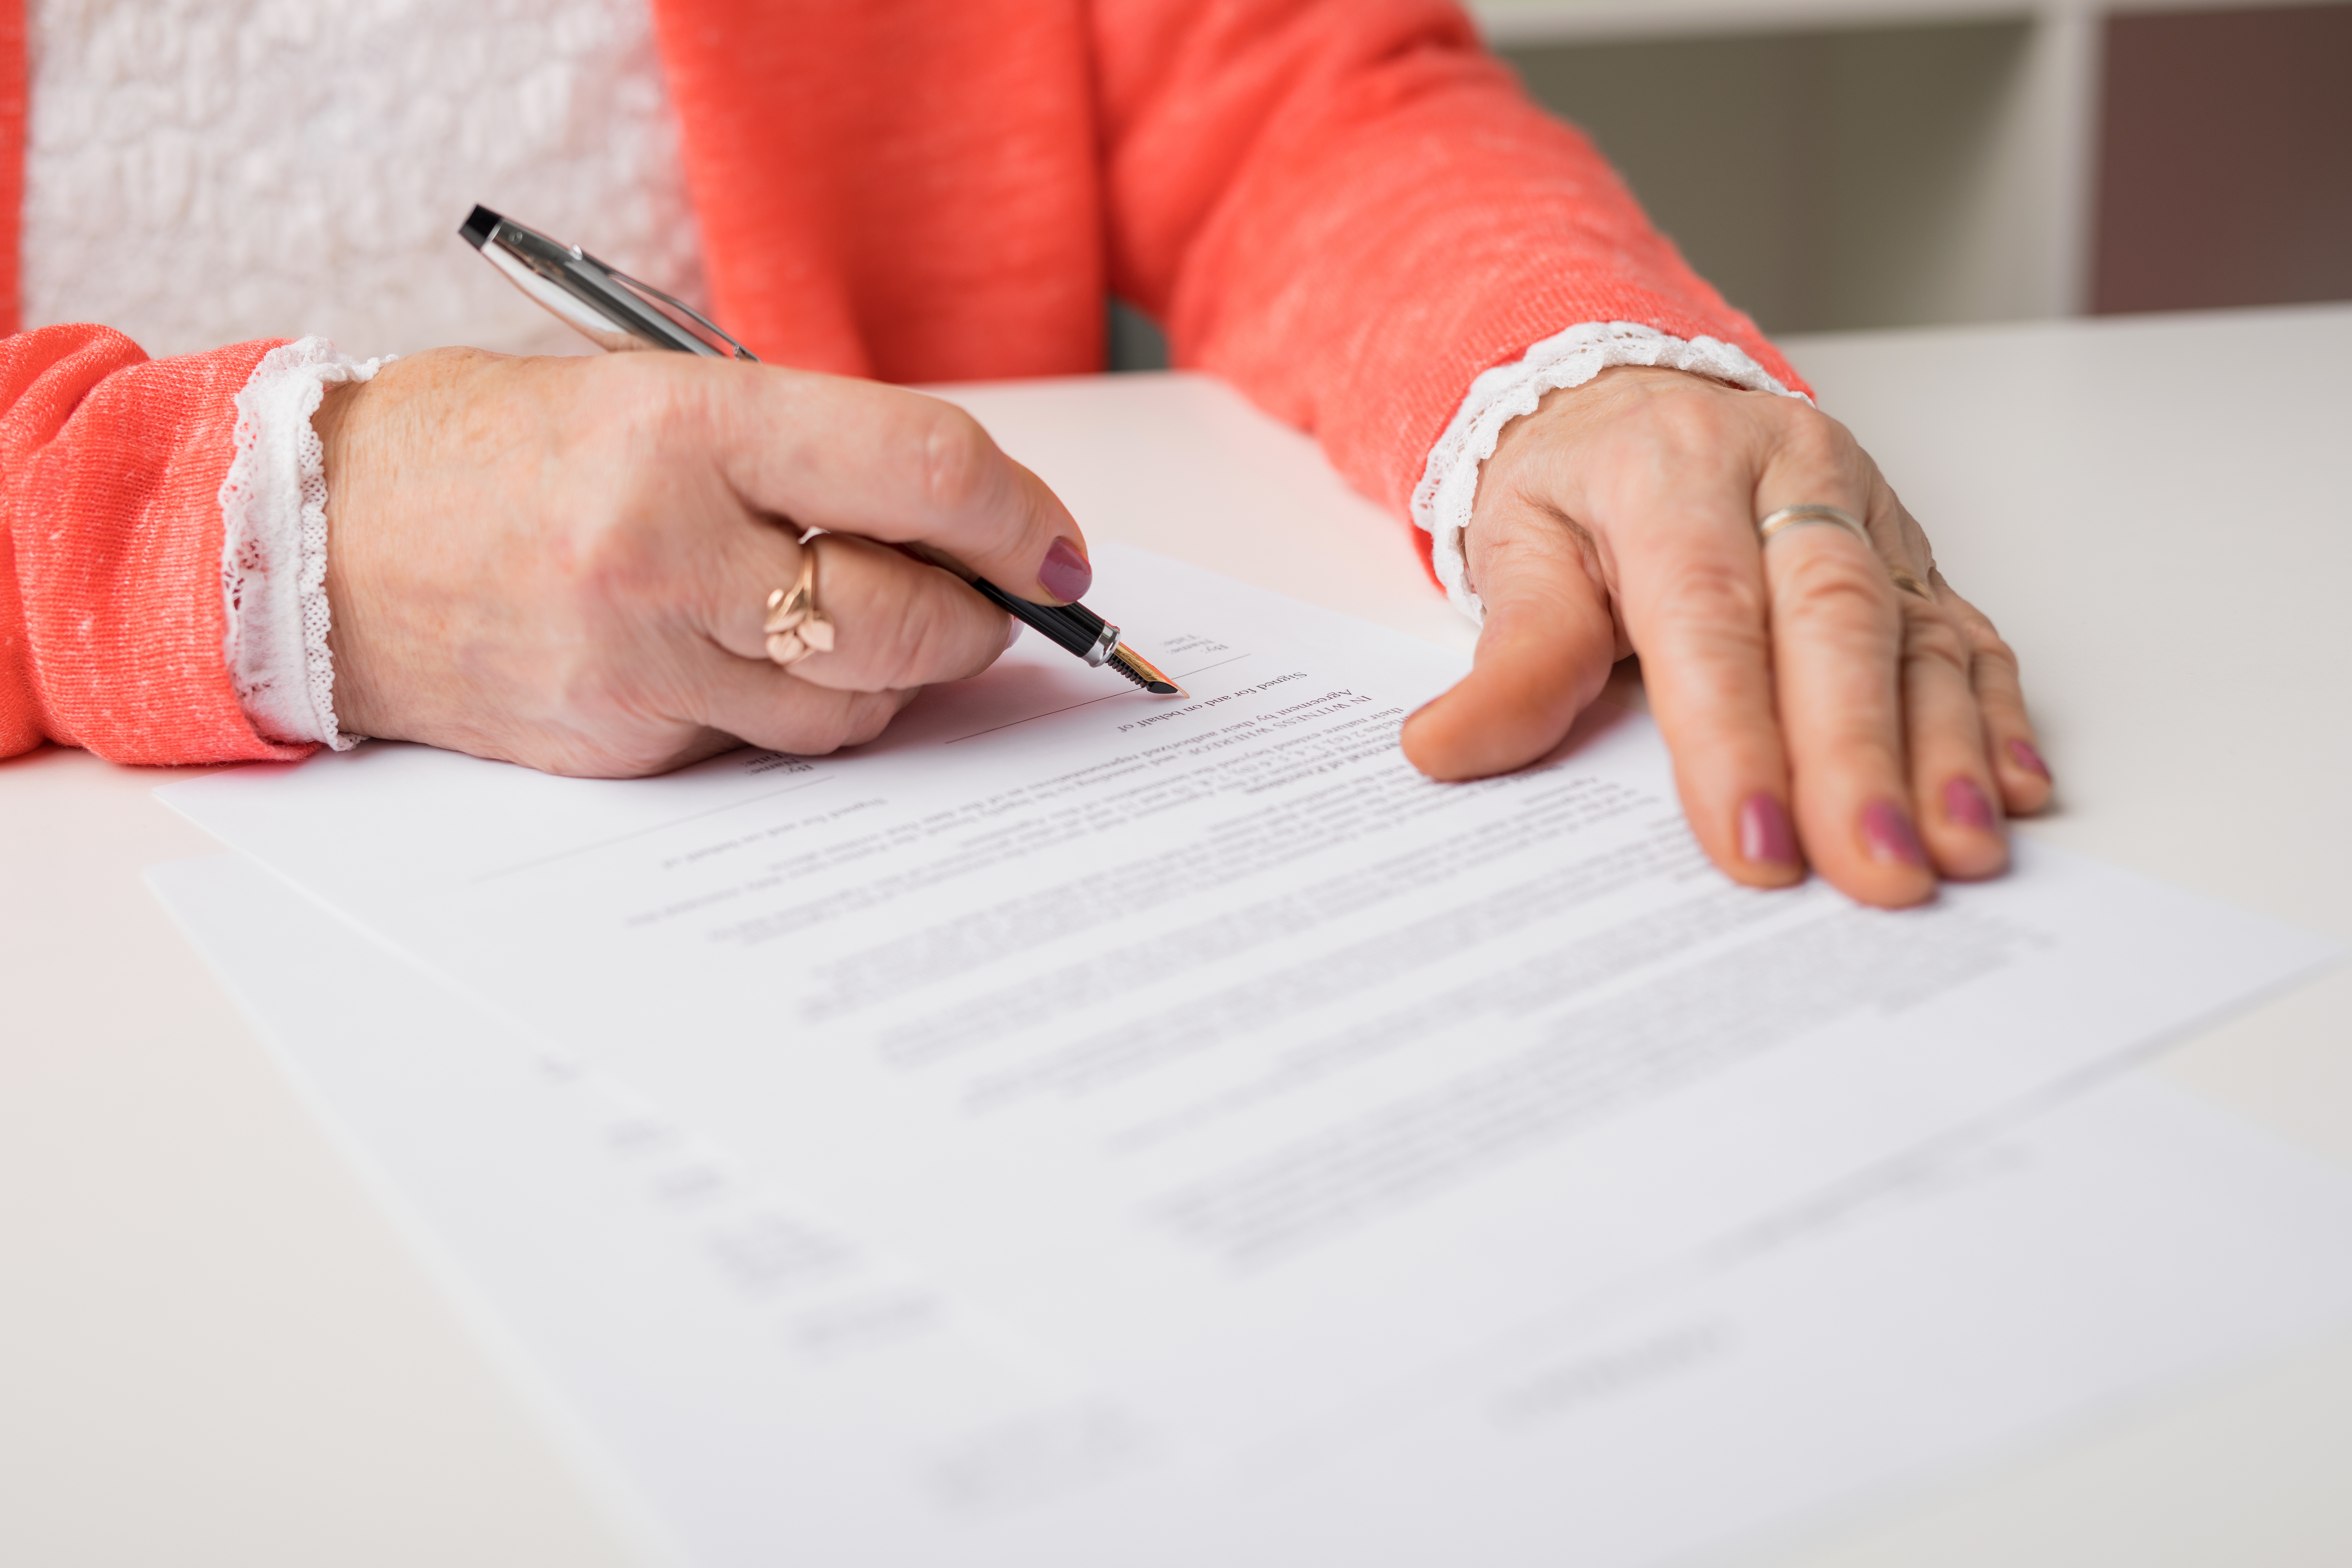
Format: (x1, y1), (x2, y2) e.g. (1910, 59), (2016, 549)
(2094, 4), (2352, 314)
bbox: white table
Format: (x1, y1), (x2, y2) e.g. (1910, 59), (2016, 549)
(5, 303), (2347, 1568)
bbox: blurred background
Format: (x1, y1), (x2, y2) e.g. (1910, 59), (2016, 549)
(1112, 0), (2351, 365)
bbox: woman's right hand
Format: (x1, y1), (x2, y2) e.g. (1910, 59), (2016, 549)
(315, 348), (1093, 776)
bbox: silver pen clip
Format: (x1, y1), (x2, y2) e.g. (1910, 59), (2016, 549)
(458, 204), (757, 362)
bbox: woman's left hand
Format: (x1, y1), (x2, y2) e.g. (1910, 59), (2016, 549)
(1400, 366), (2053, 910)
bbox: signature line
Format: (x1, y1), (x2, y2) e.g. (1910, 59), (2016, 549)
(1172, 653), (1252, 680)
(939, 652), (1254, 745)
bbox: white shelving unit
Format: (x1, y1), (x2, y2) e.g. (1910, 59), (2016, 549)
(1469, 0), (2336, 332)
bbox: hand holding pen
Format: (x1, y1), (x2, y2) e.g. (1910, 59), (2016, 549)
(307, 265), (1169, 778)
(461, 206), (1184, 698)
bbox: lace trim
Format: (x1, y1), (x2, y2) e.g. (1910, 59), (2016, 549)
(219, 338), (393, 750)
(1410, 322), (1809, 623)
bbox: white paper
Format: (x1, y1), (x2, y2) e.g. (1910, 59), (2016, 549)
(156, 545), (2343, 1551)
(150, 849), (2352, 1568)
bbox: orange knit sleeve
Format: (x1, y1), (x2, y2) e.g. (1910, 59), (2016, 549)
(1090, 0), (1808, 524)
(0, 324), (313, 765)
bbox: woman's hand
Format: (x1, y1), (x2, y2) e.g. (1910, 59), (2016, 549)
(316, 349), (1092, 776)
(1401, 366), (2052, 909)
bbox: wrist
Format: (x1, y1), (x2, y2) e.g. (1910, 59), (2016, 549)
(314, 374), (386, 738)
(1413, 323), (1803, 625)
(1479, 364), (1698, 502)
(216, 337), (390, 751)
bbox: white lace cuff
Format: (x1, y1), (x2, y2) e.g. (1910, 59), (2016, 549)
(218, 337), (392, 749)
(1410, 321), (1808, 623)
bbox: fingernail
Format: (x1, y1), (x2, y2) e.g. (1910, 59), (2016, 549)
(1738, 792), (1799, 866)
(1003, 617), (1024, 652)
(1943, 776), (1998, 832)
(1861, 799), (1927, 867)
(1038, 537), (1092, 602)
(2007, 737), (2050, 779)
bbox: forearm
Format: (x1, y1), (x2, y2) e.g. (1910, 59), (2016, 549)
(1094, 0), (1808, 520)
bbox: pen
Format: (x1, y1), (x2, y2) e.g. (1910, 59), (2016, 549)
(458, 205), (1186, 697)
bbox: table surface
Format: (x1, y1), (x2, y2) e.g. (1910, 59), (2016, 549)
(5, 302), (2348, 1568)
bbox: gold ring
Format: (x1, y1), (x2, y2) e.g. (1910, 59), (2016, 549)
(1755, 503), (1870, 547)
(1758, 503), (1930, 598)
(762, 547), (835, 667)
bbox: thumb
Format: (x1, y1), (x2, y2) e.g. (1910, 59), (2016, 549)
(1401, 505), (1622, 781)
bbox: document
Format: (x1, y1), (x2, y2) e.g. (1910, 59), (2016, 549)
(158, 545), (2342, 1559)
(151, 849), (2352, 1568)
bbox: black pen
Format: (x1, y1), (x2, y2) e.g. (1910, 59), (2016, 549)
(459, 205), (1186, 697)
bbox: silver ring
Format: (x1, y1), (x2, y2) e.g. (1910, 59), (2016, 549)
(1756, 504), (1870, 547)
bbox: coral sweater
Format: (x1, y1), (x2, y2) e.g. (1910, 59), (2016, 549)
(0, 0), (1796, 766)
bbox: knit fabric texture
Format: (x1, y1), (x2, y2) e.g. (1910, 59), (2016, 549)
(16, 0), (700, 360)
(654, 0), (1805, 526)
(0, 323), (312, 763)
(0, 0), (1807, 765)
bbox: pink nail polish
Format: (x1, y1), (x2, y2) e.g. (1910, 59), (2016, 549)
(1943, 776), (1997, 832)
(1738, 792), (1799, 866)
(2007, 737), (2050, 779)
(1038, 537), (1092, 602)
(1861, 800), (1927, 867)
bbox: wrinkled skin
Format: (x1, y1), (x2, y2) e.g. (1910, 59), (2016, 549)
(318, 348), (1071, 777)
(320, 352), (2049, 908)
(1400, 366), (2050, 909)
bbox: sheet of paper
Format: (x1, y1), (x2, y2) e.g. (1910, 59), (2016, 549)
(150, 849), (2352, 1568)
(156, 545), (2341, 1537)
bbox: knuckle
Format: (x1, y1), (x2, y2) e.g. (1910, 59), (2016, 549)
(1638, 558), (1771, 698)
(1777, 397), (1857, 448)
(1764, 404), (1872, 505)
(1902, 609), (1972, 677)
(1949, 598), (2021, 666)
(919, 404), (999, 516)
(582, 351), (696, 454)
(1778, 409), (1850, 471)
(1969, 629), (2024, 693)
(783, 706), (859, 756)
(1774, 545), (1896, 628)
(1654, 551), (1768, 624)
(562, 505), (667, 619)
(1972, 623), (2021, 668)
(846, 570), (972, 691)
(1636, 388), (1736, 452)
(877, 594), (961, 689)
(840, 693), (899, 748)
(818, 713), (864, 753)
(1966, 606), (2016, 651)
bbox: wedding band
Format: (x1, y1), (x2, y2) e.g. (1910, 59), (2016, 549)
(1755, 503), (1870, 547)
(1756, 504), (1934, 599)
(762, 547), (836, 667)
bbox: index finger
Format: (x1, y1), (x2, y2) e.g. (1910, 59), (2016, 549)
(692, 362), (1095, 606)
(1592, 445), (1802, 889)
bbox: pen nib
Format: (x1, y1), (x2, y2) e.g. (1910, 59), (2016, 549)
(1108, 644), (1186, 698)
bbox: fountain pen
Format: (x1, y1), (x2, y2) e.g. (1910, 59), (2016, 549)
(458, 204), (1185, 697)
